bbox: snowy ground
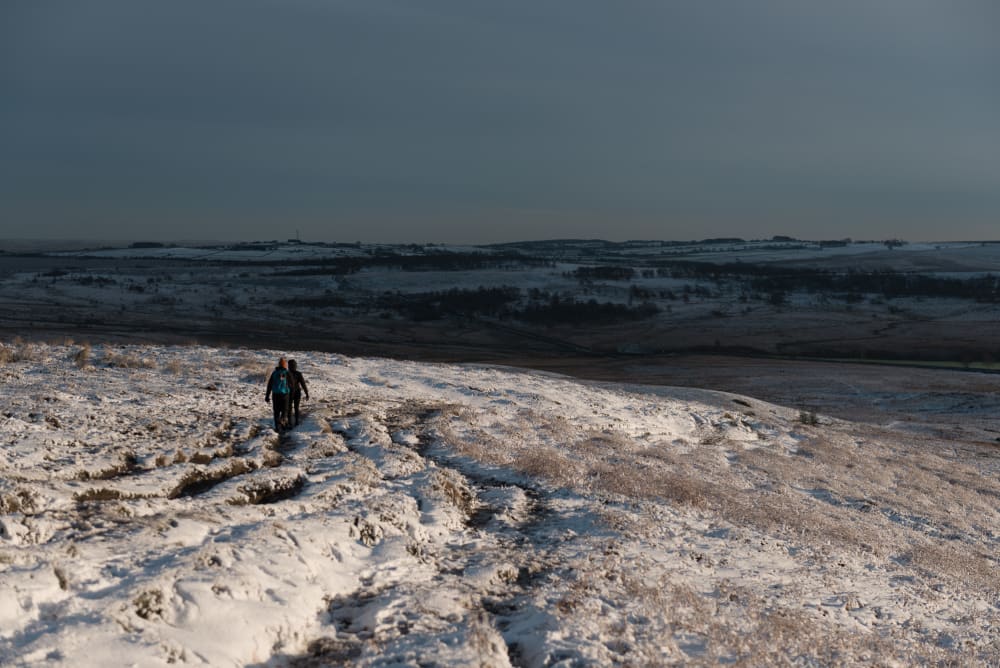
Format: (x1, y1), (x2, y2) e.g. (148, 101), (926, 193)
(2, 341), (999, 666)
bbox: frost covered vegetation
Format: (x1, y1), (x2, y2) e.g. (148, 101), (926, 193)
(5, 238), (1000, 362)
(2, 342), (999, 665)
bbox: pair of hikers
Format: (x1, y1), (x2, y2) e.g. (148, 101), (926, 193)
(264, 358), (309, 432)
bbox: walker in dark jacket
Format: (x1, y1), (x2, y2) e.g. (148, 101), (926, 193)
(264, 358), (292, 431)
(288, 359), (310, 427)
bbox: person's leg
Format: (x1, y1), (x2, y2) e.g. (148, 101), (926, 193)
(281, 393), (291, 428)
(292, 394), (301, 426)
(271, 395), (283, 430)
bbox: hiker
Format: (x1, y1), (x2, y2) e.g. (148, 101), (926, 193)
(264, 357), (292, 432)
(288, 359), (310, 427)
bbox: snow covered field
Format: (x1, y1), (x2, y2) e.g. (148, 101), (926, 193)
(2, 341), (999, 665)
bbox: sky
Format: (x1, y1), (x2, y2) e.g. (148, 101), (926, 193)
(1, 0), (999, 244)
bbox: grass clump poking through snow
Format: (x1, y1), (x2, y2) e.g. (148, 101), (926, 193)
(511, 444), (584, 488)
(102, 348), (156, 369)
(161, 358), (184, 374)
(133, 589), (165, 621)
(74, 487), (141, 503)
(429, 468), (476, 517)
(234, 354), (268, 383)
(72, 342), (92, 368)
(0, 488), (38, 514)
(0, 338), (38, 364)
(797, 409), (819, 425)
(233, 473), (307, 505)
(188, 451), (214, 465)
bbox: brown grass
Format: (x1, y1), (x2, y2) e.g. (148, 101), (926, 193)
(103, 350), (156, 369)
(231, 473), (307, 505)
(133, 589), (164, 620)
(513, 447), (584, 487)
(72, 343), (92, 368)
(74, 487), (139, 502)
(0, 339), (37, 364)
(161, 359), (184, 374)
(262, 449), (283, 468)
(339, 453), (383, 488)
(0, 488), (38, 514)
(429, 469), (476, 517)
(551, 552), (959, 666)
(189, 451), (213, 465)
(908, 542), (1000, 595)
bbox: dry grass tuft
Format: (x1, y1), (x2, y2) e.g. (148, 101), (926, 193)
(262, 448), (283, 468)
(0, 488), (38, 514)
(652, 471), (716, 508)
(235, 355), (268, 383)
(466, 611), (507, 660)
(103, 350), (156, 369)
(189, 451), (214, 465)
(213, 443), (235, 459)
(161, 359), (184, 374)
(234, 353), (262, 370)
(0, 339), (38, 364)
(909, 542), (1000, 595)
(340, 453), (382, 488)
(232, 473), (307, 505)
(72, 343), (92, 368)
(513, 447), (583, 487)
(133, 589), (165, 620)
(429, 468), (476, 517)
(74, 487), (138, 502)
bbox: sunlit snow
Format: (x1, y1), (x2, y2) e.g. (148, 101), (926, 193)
(1, 342), (998, 665)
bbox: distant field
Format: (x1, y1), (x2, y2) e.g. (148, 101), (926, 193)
(2, 238), (999, 368)
(823, 358), (1000, 371)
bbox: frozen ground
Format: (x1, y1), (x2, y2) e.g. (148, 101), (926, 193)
(2, 341), (999, 666)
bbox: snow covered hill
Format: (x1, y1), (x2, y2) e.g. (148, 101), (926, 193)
(1, 341), (998, 665)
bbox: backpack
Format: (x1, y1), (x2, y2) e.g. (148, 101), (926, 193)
(273, 368), (290, 394)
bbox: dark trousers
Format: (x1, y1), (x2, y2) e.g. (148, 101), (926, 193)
(271, 393), (290, 430)
(291, 392), (303, 426)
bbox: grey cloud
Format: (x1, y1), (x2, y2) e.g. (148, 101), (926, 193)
(1, 0), (998, 241)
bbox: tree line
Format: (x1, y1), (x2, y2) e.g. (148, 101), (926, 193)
(272, 252), (552, 276)
(652, 262), (1000, 302)
(372, 286), (659, 324)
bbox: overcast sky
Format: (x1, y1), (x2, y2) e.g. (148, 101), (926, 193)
(2, 1), (998, 243)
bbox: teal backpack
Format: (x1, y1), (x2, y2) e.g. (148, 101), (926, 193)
(273, 368), (290, 394)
